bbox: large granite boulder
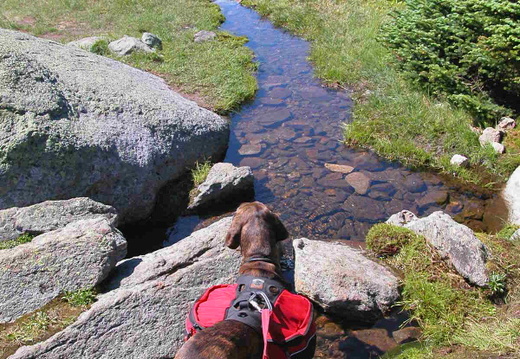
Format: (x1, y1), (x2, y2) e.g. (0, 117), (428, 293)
(0, 29), (229, 225)
(0, 217), (126, 323)
(0, 197), (117, 241)
(387, 211), (489, 286)
(504, 166), (520, 225)
(293, 238), (400, 322)
(9, 217), (240, 359)
(188, 162), (254, 212)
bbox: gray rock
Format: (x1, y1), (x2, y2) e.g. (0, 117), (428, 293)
(67, 36), (105, 52)
(0, 29), (229, 225)
(9, 217), (239, 359)
(293, 238), (400, 322)
(479, 127), (502, 145)
(194, 30), (217, 43)
(0, 198), (117, 242)
(188, 163), (254, 211)
(386, 210), (418, 226)
(497, 117), (516, 131)
(0, 217), (126, 323)
(389, 211), (489, 286)
(450, 154), (469, 167)
(491, 142), (505, 154)
(511, 229), (520, 241)
(108, 35), (154, 56)
(141, 32), (162, 50)
(504, 166), (520, 225)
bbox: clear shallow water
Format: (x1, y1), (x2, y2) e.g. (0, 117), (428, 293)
(163, 1), (505, 356)
(175, 0), (497, 245)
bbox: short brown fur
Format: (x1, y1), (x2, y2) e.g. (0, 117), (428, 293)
(174, 202), (288, 359)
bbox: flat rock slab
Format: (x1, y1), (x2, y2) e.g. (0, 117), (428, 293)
(188, 163), (254, 212)
(387, 211), (489, 286)
(0, 29), (228, 225)
(194, 30), (217, 42)
(346, 172), (371, 195)
(293, 238), (400, 322)
(0, 197), (117, 242)
(0, 217), (126, 323)
(9, 217), (239, 359)
(324, 163), (354, 174)
(504, 166), (520, 225)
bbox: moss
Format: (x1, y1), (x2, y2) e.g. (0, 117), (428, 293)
(366, 223), (419, 257)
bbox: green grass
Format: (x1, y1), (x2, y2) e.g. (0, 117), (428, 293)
(0, 0), (257, 113)
(191, 160), (212, 187)
(62, 288), (97, 307)
(0, 234), (35, 250)
(241, 0), (519, 186)
(366, 223), (520, 358)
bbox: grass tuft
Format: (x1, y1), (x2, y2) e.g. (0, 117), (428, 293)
(0, 233), (35, 250)
(366, 223), (418, 257)
(62, 288), (97, 307)
(191, 160), (212, 188)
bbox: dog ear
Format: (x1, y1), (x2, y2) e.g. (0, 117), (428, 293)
(271, 213), (289, 242)
(225, 217), (242, 249)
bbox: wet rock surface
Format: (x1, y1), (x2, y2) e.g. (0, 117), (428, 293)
(293, 238), (400, 322)
(9, 217), (239, 359)
(0, 217), (126, 324)
(0, 198), (118, 241)
(388, 210), (489, 286)
(0, 29), (228, 226)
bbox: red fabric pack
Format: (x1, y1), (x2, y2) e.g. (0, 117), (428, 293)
(185, 284), (316, 358)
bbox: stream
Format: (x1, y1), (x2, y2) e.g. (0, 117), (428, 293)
(165, 0), (507, 356)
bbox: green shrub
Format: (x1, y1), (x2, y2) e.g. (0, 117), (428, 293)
(90, 39), (110, 55)
(381, 0), (520, 124)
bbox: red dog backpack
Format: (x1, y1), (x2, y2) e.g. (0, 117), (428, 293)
(185, 276), (316, 359)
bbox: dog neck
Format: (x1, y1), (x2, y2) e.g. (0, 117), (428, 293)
(239, 255), (284, 283)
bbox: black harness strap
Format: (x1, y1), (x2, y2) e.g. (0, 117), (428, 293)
(224, 274), (286, 333)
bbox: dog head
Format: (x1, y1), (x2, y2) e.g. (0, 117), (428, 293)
(225, 202), (288, 258)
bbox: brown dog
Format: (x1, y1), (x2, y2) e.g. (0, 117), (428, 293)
(174, 201), (289, 359)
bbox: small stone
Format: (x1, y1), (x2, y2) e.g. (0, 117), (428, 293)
(511, 229), (520, 241)
(417, 190), (449, 209)
(479, 127), (502, 145)
(345, 172), (371, 195)
(497, 117), (516, 131)
(268, 87), (292, 99)
(446, 201), (464, 214)
(108, 36), (154, 56)
(491, 142), (505, 154)
(386, 210), (418, 226)
(352, 328), (397, 352)
(324, 163), (354, 174)
(403, 176), (427, 193)
(392, 327), (422, 344)
(238, 144), (263, 155)
(67, 36), (105, 52)
(141, 32), (162, 49)
(450, 154), (469, 168)
(194, 30), (217, 43)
